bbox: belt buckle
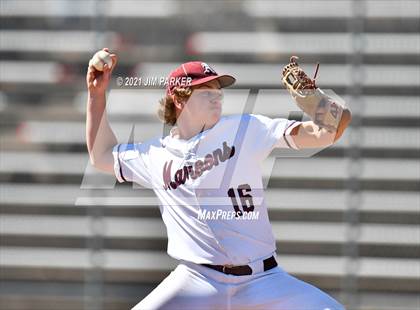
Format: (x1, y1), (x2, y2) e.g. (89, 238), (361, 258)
(222, 264), (234, 273)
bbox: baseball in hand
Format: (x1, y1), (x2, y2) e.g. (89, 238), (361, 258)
(89, 50), (113, 71)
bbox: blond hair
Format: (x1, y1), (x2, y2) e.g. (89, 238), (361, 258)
(157, 87), (192, 125)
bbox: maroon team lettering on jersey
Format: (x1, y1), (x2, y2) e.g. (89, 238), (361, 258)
(163, 141), (235, 190)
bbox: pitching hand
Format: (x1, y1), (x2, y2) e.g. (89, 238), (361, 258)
(86, 48), (117, 95)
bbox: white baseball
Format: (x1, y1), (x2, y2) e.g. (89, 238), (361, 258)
(89, 50), (113, 71)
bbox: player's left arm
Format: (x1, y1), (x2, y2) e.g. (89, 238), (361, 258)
(289, 108), (352, 149)
(281, 56), (353, 149)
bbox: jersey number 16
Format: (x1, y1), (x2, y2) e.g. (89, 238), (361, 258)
(227, 183), (255, 216)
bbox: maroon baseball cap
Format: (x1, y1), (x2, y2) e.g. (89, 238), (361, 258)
(166, 61), (235, 95)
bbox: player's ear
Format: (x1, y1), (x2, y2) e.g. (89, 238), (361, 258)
(173, 96), (185, 110)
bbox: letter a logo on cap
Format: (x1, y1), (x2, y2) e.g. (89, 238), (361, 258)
(201, 63), (217, 75)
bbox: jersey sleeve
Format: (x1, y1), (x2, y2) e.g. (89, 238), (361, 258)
(248, 114), (301, 159)
(112, 142), (152, 187)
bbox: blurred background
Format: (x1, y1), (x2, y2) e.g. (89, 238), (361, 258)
(0, 0), (419, 309)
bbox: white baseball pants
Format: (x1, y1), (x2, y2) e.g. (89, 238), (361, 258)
(131, 259), (345, 310)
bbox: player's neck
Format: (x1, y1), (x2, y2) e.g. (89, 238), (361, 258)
(173, 120), (215, 140)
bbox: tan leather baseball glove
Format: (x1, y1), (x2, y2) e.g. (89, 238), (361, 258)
(282, 56), (344, 133)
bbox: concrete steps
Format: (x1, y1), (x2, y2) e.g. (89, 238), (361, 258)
(1, 1), (418, 309)
(2, 184), (418, 220)
(1, 285), (419, 310)
(1, 214), (418, 257)
(1, 247), (418, 292)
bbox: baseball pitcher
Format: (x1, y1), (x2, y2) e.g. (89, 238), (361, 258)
(86, 49), (351, 309)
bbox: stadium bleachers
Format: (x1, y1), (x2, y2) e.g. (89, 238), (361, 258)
(1, 1), (419, 309)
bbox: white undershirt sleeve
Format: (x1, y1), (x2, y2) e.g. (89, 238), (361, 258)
(112, 143), (152, 187)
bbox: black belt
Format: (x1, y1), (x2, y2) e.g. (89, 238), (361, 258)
(201, 256), (277, 276)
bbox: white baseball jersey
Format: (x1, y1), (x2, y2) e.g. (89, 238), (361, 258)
(113, 114), (300, 265)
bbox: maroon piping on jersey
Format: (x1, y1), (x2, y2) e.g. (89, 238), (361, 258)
(283, 121), (297, 149)
(117, 144), (128, 182)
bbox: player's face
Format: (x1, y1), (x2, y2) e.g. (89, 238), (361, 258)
(183, 80), (223, 126)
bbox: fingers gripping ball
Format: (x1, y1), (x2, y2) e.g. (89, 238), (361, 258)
(89, 50), (113, 71)
(282, 56), (344, 133)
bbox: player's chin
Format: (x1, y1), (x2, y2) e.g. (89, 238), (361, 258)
(208, 108), (222, 123)
(209, 103), (222, 113)
(211, 105), (221, 115)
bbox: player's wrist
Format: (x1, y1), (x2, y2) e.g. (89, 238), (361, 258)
(87, 90), (107, 108)
(88, 89), (106, 100)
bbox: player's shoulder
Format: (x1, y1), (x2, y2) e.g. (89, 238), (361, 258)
(219, 114), (244, 122)
(218, 113), (254, 124)
(248, 113), (290, 128)
(118, 136), (162, 153)
(221, 113), (279, 121)
(249, 113), (275, 123)
(218, 113), (284, 129)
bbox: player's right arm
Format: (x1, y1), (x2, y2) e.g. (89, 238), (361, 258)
(85, 48), (118, 174)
